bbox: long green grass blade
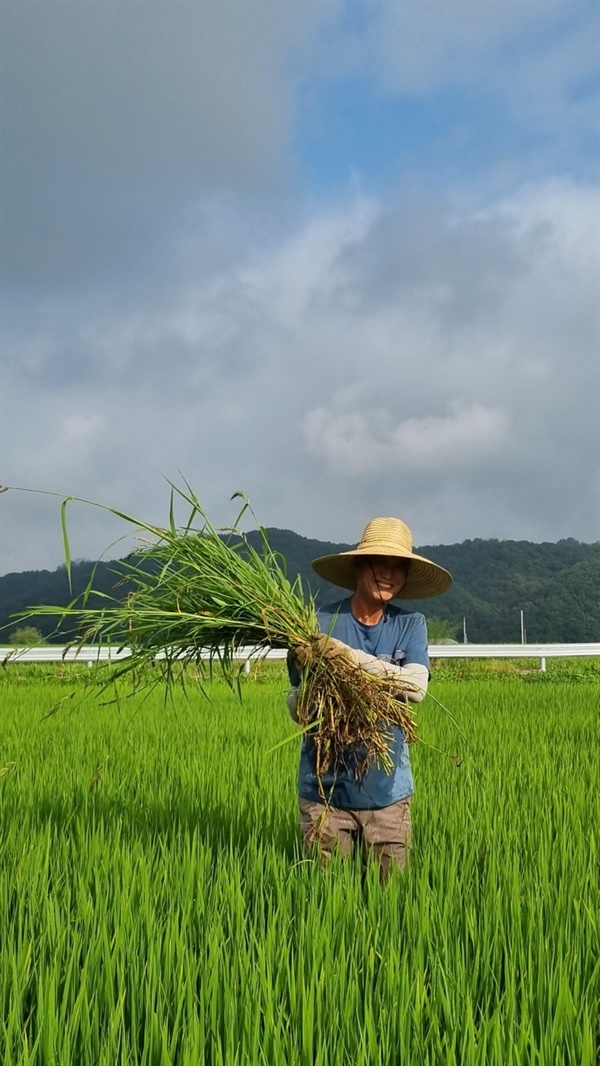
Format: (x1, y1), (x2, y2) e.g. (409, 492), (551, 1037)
(60, 497), (73, 593)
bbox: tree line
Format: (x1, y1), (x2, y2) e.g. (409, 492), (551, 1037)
(1, 531), (598, 645)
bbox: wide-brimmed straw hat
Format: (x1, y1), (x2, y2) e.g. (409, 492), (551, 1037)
(311, 517), (452, 599)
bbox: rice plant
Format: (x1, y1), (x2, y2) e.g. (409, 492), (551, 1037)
(0, 672), (597, 1065)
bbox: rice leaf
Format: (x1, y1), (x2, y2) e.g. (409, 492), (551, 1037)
(60, 497), (73, 593)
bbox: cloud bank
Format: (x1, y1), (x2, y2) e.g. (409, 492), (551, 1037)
(1, 1), (598, 573)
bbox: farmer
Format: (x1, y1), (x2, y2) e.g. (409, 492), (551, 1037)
(288, 517), (452, 878)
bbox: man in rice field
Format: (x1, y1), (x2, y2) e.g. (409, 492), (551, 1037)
(287, 517), (452, 878)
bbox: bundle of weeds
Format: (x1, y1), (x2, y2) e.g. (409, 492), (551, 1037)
(18, 482), (419, 777)
(27, 487), (318, 691)
(297, 654), (418, 784)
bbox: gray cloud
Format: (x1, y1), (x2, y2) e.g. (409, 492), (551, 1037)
(2, 178), (598, 574)
(1, 0), (336, 287)
(332, 194), (540, 326)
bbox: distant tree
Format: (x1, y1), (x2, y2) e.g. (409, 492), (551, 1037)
(424, 616), (460, 643)
(8, 626), (46, 647)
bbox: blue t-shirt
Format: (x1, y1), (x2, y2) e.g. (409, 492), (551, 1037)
(295, 598), (429, 809)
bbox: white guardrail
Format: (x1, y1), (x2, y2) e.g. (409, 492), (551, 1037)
(2, 643), (599, 672)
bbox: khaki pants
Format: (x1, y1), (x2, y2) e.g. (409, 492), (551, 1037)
(298, 795), (412, 879)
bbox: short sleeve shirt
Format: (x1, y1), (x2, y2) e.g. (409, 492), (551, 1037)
(296, 597), (429, 809)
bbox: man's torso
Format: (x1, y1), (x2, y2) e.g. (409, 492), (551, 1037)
(296, 598), (428, 809)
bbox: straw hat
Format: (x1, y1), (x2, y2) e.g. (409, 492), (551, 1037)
(311, 517), (452, 599)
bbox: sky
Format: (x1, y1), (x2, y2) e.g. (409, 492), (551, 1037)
(1, 0), (599, 575)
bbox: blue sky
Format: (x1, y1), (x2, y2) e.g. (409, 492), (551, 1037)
(1, 0), (599, 573)
(295, 0), (598, 187)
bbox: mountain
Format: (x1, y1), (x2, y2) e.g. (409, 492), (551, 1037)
(1, 532), (598, 644)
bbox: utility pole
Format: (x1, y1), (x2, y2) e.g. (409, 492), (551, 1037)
(463, 617), (468, 643)
(520, 609), (526, 644)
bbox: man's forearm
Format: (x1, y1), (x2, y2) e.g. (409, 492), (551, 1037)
(344, 649), (429, 702)
(286, 657), (428, 716)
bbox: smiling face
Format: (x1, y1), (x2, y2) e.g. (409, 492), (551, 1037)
(354, 555), (409, 609)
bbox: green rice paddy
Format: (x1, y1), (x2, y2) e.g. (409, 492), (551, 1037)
(1, 667), (598, 1064)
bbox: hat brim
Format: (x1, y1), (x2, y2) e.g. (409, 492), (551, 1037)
(311, 547), (452, 599)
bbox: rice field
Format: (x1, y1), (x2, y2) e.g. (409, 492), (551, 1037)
(1, 667), (598, 1065)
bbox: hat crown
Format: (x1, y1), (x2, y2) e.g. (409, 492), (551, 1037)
(357, 517), (413, 556)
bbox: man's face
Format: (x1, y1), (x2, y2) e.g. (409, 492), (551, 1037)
(354, 555), (409, 605)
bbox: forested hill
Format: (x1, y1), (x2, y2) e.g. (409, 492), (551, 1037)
(1, 532), (598, 644)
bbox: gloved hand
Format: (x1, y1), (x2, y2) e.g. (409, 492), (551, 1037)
(290, 632), (353, 669)
(348, 650), (429, 702)
(286, 687), (300, 721)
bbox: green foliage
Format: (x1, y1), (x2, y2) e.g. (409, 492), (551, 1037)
(412, 537), (600, 642)
(8, 625), (46, 646)
(0, 677), (597, 1064)
(430, 656), (600, 683)
(422, 616), (460, 643)
(1, 529), (599, 644)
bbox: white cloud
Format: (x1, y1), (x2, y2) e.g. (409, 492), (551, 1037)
(362, 0), (597, 105)
(239, 198), (376, 327)
(304, 403), (510, 475)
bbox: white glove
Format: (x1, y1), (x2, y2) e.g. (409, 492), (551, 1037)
(286, 687), (300, 722)
(344, 648), (428, 703)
